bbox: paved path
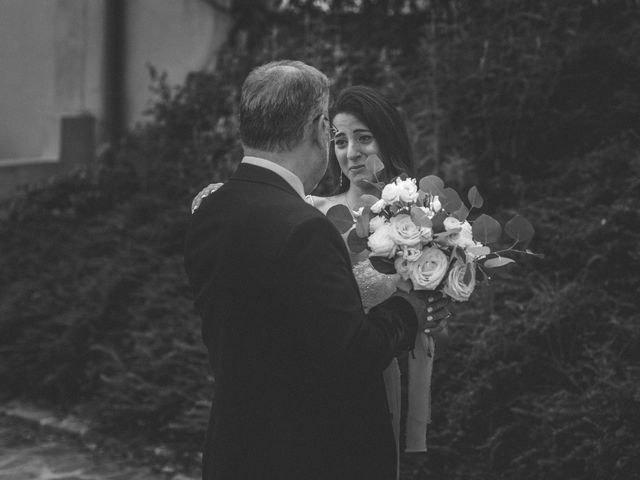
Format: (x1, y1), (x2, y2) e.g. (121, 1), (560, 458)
(0, 408), (196, 480)
(0, 403), (429, 480)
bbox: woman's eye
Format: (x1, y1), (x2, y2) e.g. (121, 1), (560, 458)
(357, 135), (373, 144)
(334, 138), (347, 148)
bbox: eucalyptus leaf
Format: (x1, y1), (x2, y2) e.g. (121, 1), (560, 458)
(389, 204), (401, 215)
(440, 187), (463, 212)
(326, 204), (354, 234)
(431, 210), (448, 233)
(360, 194), (380, 207)
(347, 229), (369, 253)
(365, 154), (385, 174)
(362, 179), (385, 191)
(410, 206), (433, 228)
(526, 248), (545, 259)
(462, 263), (474, 285)
(419, 175), (445, 196)
(397, 278), (412, 293)
(355, 210), (370, 238)
(453, 247), (466, 263)
(369, 256), (398, 274)
(453, 203), (469, 221)
(472, 214), (502, 243)
(468, 186), (484, 208)
(505, 214), (535, 244)
(483, 257), (515, 268)
(419, 175), (444, 189)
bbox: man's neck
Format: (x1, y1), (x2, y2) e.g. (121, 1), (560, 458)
(243, 146), (316, 193)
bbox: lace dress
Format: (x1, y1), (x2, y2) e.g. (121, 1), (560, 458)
(353, 260), (402, 479)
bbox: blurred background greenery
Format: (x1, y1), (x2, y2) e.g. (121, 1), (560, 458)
(1, 1), (639, 478)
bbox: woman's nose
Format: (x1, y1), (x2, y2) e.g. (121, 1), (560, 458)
(346, 141), (361, 160)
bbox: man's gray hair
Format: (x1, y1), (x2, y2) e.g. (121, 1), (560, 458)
(240, 60), (330, 152)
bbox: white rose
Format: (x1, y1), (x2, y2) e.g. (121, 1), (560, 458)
(443, 216), (463, 231)
(401, 245), (423, 261)
(389, 214), (423, 247)
(369, 215), (387, 233)
(444, 218), (475, 249)
(370, 198), (387, 214)
(394, 256), (413, 280)
(409, 246), (449, 291)
(420, 225), (433, 243)
(418, 206), (435, 220)
(395, 178), (419, 203)
(431, 196), (442, 212)
(443, 261), (476, 302)
(381, 183), (401, 204)
(367, 224), (397, 258)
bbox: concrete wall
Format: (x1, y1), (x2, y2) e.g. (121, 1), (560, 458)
(0, 0), (231, 197)
(126, 0), (231, 125)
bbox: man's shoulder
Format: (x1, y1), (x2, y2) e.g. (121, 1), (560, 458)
(305, 194), (344, 215)
(198, 180), (328, 233)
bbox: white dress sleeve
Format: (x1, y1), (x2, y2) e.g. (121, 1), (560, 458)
(191, 183), (223, 213)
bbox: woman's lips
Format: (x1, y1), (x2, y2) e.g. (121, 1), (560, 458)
(349, 165), (365, 172)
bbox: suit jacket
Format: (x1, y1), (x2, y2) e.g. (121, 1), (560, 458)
(184, 162), (419, 480)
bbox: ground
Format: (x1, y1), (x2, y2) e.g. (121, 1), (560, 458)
(0, 405), (196, 480)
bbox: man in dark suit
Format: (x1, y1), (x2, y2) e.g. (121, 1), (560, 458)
(184, 60), (450, 480)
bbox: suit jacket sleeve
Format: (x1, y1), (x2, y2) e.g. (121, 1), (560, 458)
(277, 215), (418, 381)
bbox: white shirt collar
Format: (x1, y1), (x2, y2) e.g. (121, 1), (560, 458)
(241, 156), (305, 198)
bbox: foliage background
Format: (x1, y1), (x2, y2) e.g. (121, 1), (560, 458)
(1, 0), (639, 478)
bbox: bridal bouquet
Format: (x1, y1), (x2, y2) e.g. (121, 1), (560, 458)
(327, 156), (538, 301)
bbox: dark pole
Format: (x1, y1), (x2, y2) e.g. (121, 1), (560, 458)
(103, 0), (126, 145)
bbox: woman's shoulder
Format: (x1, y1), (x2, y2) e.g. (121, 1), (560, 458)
(305, 194), (345, 215)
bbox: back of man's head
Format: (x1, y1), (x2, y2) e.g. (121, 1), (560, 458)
(240, 60), (329, 153)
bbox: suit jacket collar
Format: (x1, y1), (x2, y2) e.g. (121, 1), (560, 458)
(230, 162), (302, 199)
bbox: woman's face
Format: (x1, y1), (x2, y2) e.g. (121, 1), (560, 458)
(332, 112), (381, 187)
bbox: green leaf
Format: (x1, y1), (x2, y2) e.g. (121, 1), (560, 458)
(362, 179), (385, 191)
(360, 194), (380, 207)
(525, 248), (545, 259)
(369, 256), (397, 274)
(355, 209), (370, 238)
(431, 210), (448, 233)
(483, 257), (515, 268)
(397, 278), (412, 293)
(472, 214), (502, 243)
(462, 263), (474, 285)
(326, 204), (354, 234)
(467, 186), (484, 208)
(453, 203), (469, 221)
(452, 247), (466, 263)
(505, 214), (535, 244)
(410, 206), (432, 228)
(389, 204), (402, 215)
(347, 229), (369, 253)
(419, 175), (445, 196)
(440, 187), (463, 212)
(365, 154), (385, 175)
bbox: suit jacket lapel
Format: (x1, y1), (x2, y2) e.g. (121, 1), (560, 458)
(229, 162), (302, 199)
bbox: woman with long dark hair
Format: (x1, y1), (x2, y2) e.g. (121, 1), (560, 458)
(309, 85), (414, 219)
(307, 86), (446, 480)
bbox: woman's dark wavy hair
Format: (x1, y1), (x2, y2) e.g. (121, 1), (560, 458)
(329, 85), (414, 194)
